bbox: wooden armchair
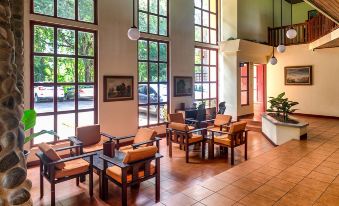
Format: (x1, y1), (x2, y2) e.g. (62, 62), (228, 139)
(167, 113), (196, 129)
(208, 121), (248, 165)
(101, 146), (163, 206)
(36, 143), (95, 206)
(68, 124), (115, 154)
(206, 114), (233, 132)
(167, 122), (206, 163)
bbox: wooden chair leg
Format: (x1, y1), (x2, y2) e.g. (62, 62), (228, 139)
(231, 147), (234, 165)
(76, 177), (79, 186)
(245, 142), (248, 160)
(89, 170), (93, 198)
(51, 183), (55, 206)
(186, 143), (189, 163)
(122, 184), (128, 206)
(40, 165), (44, 198)
(169, 139), (172, 157)
(155, 168), (160, 202)
(202, 141), (206, 159)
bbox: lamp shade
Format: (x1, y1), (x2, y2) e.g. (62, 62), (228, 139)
(277, 44), (286, 53)
(286, 28), (297, 39)
(127, 27), (140, 41)
(269, 56), (278, 65)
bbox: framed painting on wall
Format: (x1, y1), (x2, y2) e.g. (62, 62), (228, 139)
(285, 66), (313, 85)
(103, 76), (134, 102)
(174, 76), (193, 97)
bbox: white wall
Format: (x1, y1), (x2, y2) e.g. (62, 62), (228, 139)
(267, 45), (339, 117)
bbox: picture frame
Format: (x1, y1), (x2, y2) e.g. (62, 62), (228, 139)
(103, 76), (134, 102)
(285, 66), (313, 85)
(174, 76), (193, 97)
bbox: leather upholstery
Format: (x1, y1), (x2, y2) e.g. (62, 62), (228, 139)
(83, 137), (108, 153)
(106, 164), (155, 183)
(76, 124), (101, 146)
(55, 159), (90, 179)
(229, 121), (247, 133)
(168, 113), (185, 124)
(122, 146), (158, 164)
(38, 143), (65, 170)
(214, 114), (232, 127)
(134, 128), (157, 144)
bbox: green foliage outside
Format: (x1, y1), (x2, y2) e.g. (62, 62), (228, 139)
(267, 92), (299, 122)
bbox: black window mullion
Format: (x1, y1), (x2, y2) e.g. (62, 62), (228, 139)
(74, 30), (79, 130)
(53, 26), (58, 143)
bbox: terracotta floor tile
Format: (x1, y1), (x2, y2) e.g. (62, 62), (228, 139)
(239, 193), (275, 206)
(297, 177), (330, 192)
(276, 171), (304, 184)
(325, 184), (339, 197)
(254, 185), (286, 201)
(245, 171), (273, 184)
(217, 185), (250, 201)
(213, 171), (242, 184)
(265, 178), (296, 193)
(315, 192), (339, 206)
(275, 193), (316, 206)
(314, 165), (339, 176)
(256, 166), (283, 177)
(288, 184), (323, 203)
(232, 177), (263, 192)
(181, 185), (214, 201)
(307, 171), (336, 183)
(200, 193), (235, 206)
(161, 193), (197, 206)
(199, 177), (229, 192)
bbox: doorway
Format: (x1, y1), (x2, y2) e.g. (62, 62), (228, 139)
(253, 64), (266, 121)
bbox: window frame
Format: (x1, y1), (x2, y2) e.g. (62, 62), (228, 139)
(240, 62), (250, 106)
(194, 46), (218, 108)
(30, 0), (98, 25)
(194, 0), (218, 45)
(137, 38), (170, 127)
(137, 0), (170, 37)
(30, 21), (98, 146)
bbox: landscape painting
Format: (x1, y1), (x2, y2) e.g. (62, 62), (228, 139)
(174, 76), (193, 97)
(104, 76), (134, 102)
(285, 66), (313, 85)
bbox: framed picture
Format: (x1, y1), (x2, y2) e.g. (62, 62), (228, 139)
(103, 76), (134, 102)
(285, 66), (313, 85)
(308, 10), (318, 20)
(174, 76), (193, 97)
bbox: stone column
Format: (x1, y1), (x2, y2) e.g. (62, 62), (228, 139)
(0, 0), (32, 205)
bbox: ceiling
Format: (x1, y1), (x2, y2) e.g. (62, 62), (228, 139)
(284, 0), (304, 4)
(304, 0), (339, 24)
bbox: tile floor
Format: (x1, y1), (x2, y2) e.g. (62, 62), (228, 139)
(28, 115), (339, 206)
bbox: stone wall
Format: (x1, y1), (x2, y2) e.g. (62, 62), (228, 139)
(0, 0), (31, 205)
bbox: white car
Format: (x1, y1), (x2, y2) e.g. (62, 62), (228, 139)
(34, 86), (65, 102)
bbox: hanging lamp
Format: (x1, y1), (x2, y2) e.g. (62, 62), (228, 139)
(277, 0), (286, 53)
(270, 0), (278, 65)
(127, 0), (140, 40)
(286, 0), (297, 39)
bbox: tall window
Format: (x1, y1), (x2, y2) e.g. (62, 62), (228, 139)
(240, 62), (249, 106)
(31, 22), (97, 145)
(32, 0), (97, 23)
(137, 39), (169, 126)
(194, 0), (218, 44)
(138, 0), (168, 36)
(194, 47), (218, 108)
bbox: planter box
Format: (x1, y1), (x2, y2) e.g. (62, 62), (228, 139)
(262, 113), (309, 146)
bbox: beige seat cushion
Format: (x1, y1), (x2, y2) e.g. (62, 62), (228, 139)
(214, 114), (232, 127)
(38, 143), (65, 170)
(83, 137), (107, 153)
(76, 124), (101, 147)
(134, 128), (157, 144)
(55, 159), (89, 179)
(106, 164), (155, 183)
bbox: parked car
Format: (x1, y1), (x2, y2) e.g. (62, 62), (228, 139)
(138, 85), (167, 117)
(34, 86), (64, 102)
(65, 86), (94, 100)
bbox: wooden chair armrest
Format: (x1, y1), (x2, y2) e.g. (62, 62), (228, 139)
(55, 145), (82, 152)
(100, 154), (129, 168)
(187, 128), (206, 134)
(48, 152), (96, 165)
(114, 135), (136, 140)
(207, 129), (231, 135)
(68, 136), (83, 145)
(185, 119), (198, 124)
(132, 137), (161, 149)
(100, 132), (116, 141)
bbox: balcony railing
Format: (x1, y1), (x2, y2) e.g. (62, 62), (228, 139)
(268, 13), (338, 46)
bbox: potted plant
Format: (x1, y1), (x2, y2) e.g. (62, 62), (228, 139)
(266, 92), (299, 124)
(21, 109), (58, 158)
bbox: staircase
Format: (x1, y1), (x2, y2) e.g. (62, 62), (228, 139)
(239, 118), (262, 132)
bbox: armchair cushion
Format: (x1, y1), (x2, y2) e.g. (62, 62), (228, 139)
(123, 146), (158, 164)
(119, 145), (133, 153)
(188, 134), (203, 144)
(168, 113), (185, 124)
(83, 137), (107, 153)
(134, 128), (157, 144)
(214, 135), (232, 146)
(169, 122), (194, 138)
(38, 143), (65, 170)
(214, 114), (232, 127)
(106, 164), (155, 183)
(76, 124), (101, 146)
(55, 159), (90, 179)
(229, 121), (247, 134)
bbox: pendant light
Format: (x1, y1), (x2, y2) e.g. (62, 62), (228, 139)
(277, 0), (286, 53)
(286, 0), (297, 39)
(269, 0), (278, 65)
(127, 0), (140, 41)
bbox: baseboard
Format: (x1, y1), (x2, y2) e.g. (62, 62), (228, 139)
(261, 132), (278, 147)
(293, 113), (339, 120)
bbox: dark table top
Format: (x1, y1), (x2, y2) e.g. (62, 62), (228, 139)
(83, 150), (125, 171)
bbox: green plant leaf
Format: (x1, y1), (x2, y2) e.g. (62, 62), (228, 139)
(24, 130), (59, 144)
(22, 109), (37, 131)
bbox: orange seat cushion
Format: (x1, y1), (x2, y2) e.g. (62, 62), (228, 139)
(134, 128), (157, 144)
(38, 143), (65, 170)
(214, 114), (232, 127)
(83, 137), (107, 153)
(123, 146), (158, 164)
(106, 164), (155, 183)
(207, 126), (222, 132)
(214, 134), (232, 146)
(188, 125), (195, 131)
(119, 145), (134, 153)
(189, 134), (203, 144)
(55, 159), (89, 179)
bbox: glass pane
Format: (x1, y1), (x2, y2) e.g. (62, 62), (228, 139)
(139, 106), (148, 126)
(138, 62), (148, 82)
(159, 43), (167, 62)
(211, 99), (217, 108)
(211, 30), (217, 44)
(195, 26), (202, 42)
(210, 67), (217, 81)
(34, 56), (54, 83)
(149, 84), (158, 103)
(195, 48), (202, 64)
(57, 113), (75, 140)
(203, 11), (209, 27)
(203, 0), (209, 10)
(159, 104), (168, 123)
(149, 0), (158, 14)
(58, 86), (73, 111)
(139, 0), (148, 11)
(150, 63), (158, 82)
(138, 40), (148, 60)
(78, 0), (95, 23)
(241, 91), (248, 105)
(78, 85), (94, 109)
(57, 0), (75, 19)
(34, 0), (54, 16)
(159, 63), (167, 82)
(241, 78), (248, 91)
(203, 28), (209, 43)
(78, 111), (94, 127)
(194, 83), (202, 99)
(159, 0), (167, 16)
(78, 58), (94, 82)
(195, 66), (202, 82)
(210, 50), (217, 65)
(203, 67), (209, 81)
(34, 25), (54, 53)
(139, 12), (148, 33)
(138, 84), (148, 104)
(34, 115), (55, 144)
(149, 41), (158, 61)
(210, 83), (217, 98)
(241, 64), (248, 76)
(203, 83), (210, 99)
(210, 14), (217, 29)
(149, 15), (158, 34)
(78, 31), (95, 56)
(57, 57), (75, 83)
(34, 86), (54, 113)
(194, 0), (201, 8)
(159, 17), (168, 36)
(159, 84), (168, 102)
(149, 105), (158, 125)
(195, 9), (202, 25)
(57, 28), (75, 55)
(202, 49), (209, 64)
(210, 0), (217, 13)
